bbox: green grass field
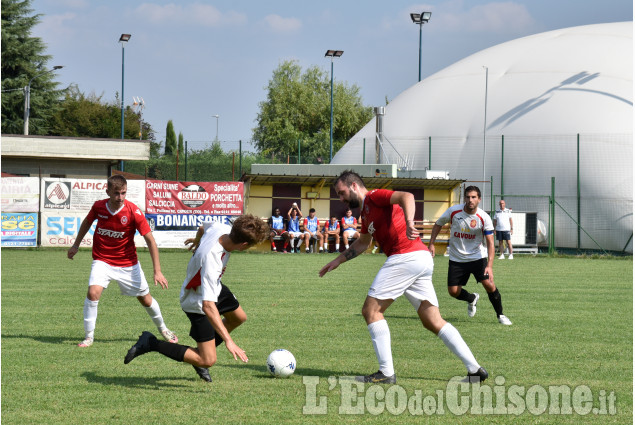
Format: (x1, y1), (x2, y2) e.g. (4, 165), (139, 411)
(1, 249), (632, 424)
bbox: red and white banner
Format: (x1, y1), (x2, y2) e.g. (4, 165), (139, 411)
(41, 178), (146, 211)
(1, 177), (40, 212)
(145, 180), (244, 215)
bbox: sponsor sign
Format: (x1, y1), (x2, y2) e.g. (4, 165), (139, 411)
(145, 180), (243, 215)
(146, 214), (232, 248)
(1, 212), (38, 247)
(1, 177), (40, 212)
(41, 178), (146, 212)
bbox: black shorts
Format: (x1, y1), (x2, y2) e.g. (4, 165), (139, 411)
(184, 283), (240, 343)
(496, 231), (511, 241)
(448, 259), (489, 286)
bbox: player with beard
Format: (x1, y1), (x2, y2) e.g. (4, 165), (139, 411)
(319, 170), (487, 384)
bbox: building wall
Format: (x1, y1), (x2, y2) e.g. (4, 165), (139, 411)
(1, 157), (112, 178)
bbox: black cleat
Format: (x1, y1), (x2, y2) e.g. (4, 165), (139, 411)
(124, 331), (157, 364)
(193, 365), (212, 382)
(355, 370), (396, 384)
(468, 367), (489, 382)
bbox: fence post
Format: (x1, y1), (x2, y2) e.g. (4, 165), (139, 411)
(185, 140), (188, 181)
(501, 135), (504, 200)
(239, 139), (242, 177)
(577, 133), (580, 250)
(550, 177), (556, 254)
(428, 136), (432, 169)
(362, 138), (365, 164)
(298, 138), (301, 164)
(490, 176), (494, 213)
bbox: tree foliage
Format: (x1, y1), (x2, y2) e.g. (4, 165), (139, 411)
(165, 120), (176, 155)
(1, 0), (64, 135)
(178, 132), (184, 156)
(252, 60), (373, 162)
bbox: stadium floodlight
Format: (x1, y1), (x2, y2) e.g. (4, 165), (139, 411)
(324, 50), (344, 162)
(119, 33), (131, 171)
(410, 11), (431, 82)
(23, 65), (64, 135)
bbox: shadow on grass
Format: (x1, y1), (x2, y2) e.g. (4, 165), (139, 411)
(81, 371), (205, 390)
(219, 361), (349, 378)
(2, 333), (135, 345)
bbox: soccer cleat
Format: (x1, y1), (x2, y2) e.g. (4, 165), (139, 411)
(508, 254), (514, 260)
(77, 337), (94, 348)
(467, 293), (479, 318)
(161, 328), (178, 343)
(124, 331), (157, 364)
(371, 247), (378, 254)
(498, 315), (512, 325)
(498, 254), (505, 259)
(305, 248), (310, 253)
(468, 367), (489, 382)
(193, 365), (212, 382)
(272, 247), (277, 252)
(355, 370), (396, 384)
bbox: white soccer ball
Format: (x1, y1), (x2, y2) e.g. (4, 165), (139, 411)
(266, 349), (296, 378)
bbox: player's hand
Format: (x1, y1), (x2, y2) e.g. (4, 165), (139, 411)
(319, 259), (340, 277)
(406, 221), (419, 240)
(67, 246), (78, 260)
(226, 340), (249, 362)
(483, 266), (494, 284)
(428, 244), (436, 257)
(154, 271), (169, 289)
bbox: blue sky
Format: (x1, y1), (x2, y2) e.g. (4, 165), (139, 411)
(32, 0), (632, 149)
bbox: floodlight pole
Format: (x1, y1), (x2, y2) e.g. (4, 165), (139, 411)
(212, 114), (219, 142)
(119, 34), (131, 171)
(482, 66), (489, 200)
(410, 12), (431, 82)
(325, 50), (343, 163)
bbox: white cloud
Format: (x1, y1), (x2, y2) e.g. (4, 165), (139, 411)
(34, 12), (77, 41)
(43, 0), (89, 9)
(263, 14), (302, 33)
(438, 1), (535, 33)
(134, 3), (246, 27)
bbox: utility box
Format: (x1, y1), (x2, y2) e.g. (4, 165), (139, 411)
(425, 170), (450, 180)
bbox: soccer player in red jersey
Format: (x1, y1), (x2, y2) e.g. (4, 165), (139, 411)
(320, 170), (487, 383)
(67, 175), (177, 348)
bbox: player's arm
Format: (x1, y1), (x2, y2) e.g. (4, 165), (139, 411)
(202, 300), (248, 362)
(143, 232), (168, 289)
(389, 191), (419, 240)
(427, 224), (444, 257)
(509, 217), (513, 235)
(67, 213), (95, 260)
(484, 232), (495, 280)
(185, 225), (205, 252)
(319, 232), (372, 277)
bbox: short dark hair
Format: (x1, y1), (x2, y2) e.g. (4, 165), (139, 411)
(335, 170), (365, 189)
(229, 214), (269, 246)
(107, 175), (127, 190)
(464, 185), (481, 198)
(309, 208), (316, 213)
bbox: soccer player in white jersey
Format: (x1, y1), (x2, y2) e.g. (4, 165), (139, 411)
(67, 175), (178, 348)
(124, 214), (269, 382)
(320, 171), (487, 384)
(494, 199), (514, 259)
(428, 186), (512, 325)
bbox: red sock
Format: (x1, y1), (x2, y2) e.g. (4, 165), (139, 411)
(271, 242), (276, 248)
(283, 242), (289, 249)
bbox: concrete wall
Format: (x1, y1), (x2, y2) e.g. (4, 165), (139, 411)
(1, 157), (112, 178)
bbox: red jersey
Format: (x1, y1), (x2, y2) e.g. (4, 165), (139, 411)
(360, 189), (427, 257)
(86, 199), (151, 267)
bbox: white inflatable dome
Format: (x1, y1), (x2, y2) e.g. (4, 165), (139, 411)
(334, 22), (632, 252)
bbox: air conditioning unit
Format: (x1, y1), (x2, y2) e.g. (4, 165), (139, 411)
(425, 170), (449, 180)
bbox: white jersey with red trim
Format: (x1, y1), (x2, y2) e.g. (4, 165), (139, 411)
(180, 221), (232, 314)
(436, 204), (494, 262)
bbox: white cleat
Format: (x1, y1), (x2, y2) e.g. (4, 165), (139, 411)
(498, 315), (512, 325)
(467, 293), (479, 318)
(508, 254), (514, 260)
(498, 254), (505, 259)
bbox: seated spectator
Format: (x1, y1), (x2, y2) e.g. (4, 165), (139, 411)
(323, 215), (341, 253)
(341, 208), (360, 250)
(302, 208), (324, 253)
(287, 203), (304, 253)
(268, 207), (289, 253)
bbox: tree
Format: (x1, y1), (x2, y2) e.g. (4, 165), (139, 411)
(178, 132), (184, 156)
(165, 120), (176, 155)
(1, 0), (64, 135)
(253, 60), (373, 162)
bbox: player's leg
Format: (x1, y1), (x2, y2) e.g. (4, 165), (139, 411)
(118, 263), (178, 342)
(447, 260), (479, 317)
(333, 232), (340, 252)
(270, 230), (277, 252)
(282, 231), (290, 253)
(358, 296), (395, 383)
(79, 261), (111, 347)
(304, 232), (311, 253)
(477, 260), (511, 325)
(507, 236), (514, 259)
(210, 284), (244, 348)
(497, 235), (505, 259)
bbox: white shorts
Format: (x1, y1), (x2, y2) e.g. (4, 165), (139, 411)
(88, 260), (150, 297)
(288, 231), (303, 238)
(368, 250), (438, 308)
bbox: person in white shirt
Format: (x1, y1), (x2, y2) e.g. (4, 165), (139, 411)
(493, 200), (514, 259)
(428, 186), (512, 326)
(123, 215), (269, 382)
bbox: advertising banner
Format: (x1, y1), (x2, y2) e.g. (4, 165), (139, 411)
(41, 211), (146, 248)
(146, 214), (232, 248)
(145, 180), (243, 215)
(1, 177), (40, 212)
(1, 212), (38, 247)
(41, 178), (146, 212)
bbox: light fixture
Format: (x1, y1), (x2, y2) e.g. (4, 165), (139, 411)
(324, 50), (344, 162)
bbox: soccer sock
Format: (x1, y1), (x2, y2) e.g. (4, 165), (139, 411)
(345, 244), (349, 249)
(271, 241), (275, 248)
(155, 340), (189, 362)
(335, 243), (340, 250)
(456, 289), (476, 303)
(437, 323), (480, 374)
(283, 241), (289, 249)
(488, 288), (504, 317)
(83, 298), (99, 339)
(144, 298), (167, 332)
(368, 319), (394, 376)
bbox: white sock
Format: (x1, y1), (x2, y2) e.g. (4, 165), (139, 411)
(291, 239), (296, 248)
(437, 323), (480, 374)
(83, 298), (99, 339)
(345, 244), (349, 249)
(368, 319), (394, 376)
(145, 298), (167, 332)
(335, 244), (339, 250)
